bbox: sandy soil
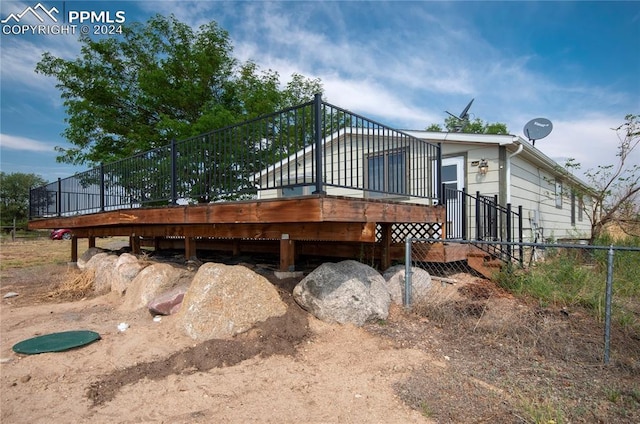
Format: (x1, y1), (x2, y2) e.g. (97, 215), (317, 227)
(1, 292), (432, 423)
(1, 239), (432, 424)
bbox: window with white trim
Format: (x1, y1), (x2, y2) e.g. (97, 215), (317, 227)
(571, 191), (576, 225)
(578, 196), (584, 222)
(555, 180), (563, 209)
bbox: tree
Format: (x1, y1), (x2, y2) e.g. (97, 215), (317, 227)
(426, 117), (508, 134)
(0, 172), (46, 226)
(36, 14), (323, 167)
(563, 114), (640, 242)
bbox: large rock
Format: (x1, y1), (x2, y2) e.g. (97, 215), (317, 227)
(293, 260), (390, 326)
(111, 253), (146, 295)
(77, 247), (106, 270)
(383, 265), (433, 305)
(121, 263), (193, 311)
(147, 284), (189, 315)
(176, 263), (287, 340)
(84, 253), (118, 295)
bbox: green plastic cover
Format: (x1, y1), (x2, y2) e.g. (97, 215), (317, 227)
(12, 330), (101, 355)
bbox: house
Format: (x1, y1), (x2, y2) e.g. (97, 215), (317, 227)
(28, 99), (447, 271)
(29, 95), (593, 274)
(256, 128), (593, 244)
(406, 130), (593, 244)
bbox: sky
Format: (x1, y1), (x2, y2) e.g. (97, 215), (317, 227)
(1, 0), (639, 184)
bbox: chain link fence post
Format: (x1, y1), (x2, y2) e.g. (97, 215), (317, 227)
(404, 237), (413, 308)
(604, 245), (614, 364)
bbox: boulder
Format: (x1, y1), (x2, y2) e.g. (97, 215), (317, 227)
(121, 263), (193, 311)
(293, 260), (390, 326)
(111, 253), (146, 295)
(176, 263), (287, 340)
(383, 265), (433, 305)
(84, 253), (118, 295)
(77, 247), (105, 270)
(147, 284), (189, 315)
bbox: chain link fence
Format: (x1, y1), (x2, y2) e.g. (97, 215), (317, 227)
(404, 238), (640, 364)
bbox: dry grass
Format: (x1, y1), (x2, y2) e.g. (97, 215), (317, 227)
(371, 279), (640, 423)
(44, 268), (96, 301)
(0, 236), (129, 270)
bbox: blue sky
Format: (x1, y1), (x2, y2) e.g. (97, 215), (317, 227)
(1, 0), (639, 184)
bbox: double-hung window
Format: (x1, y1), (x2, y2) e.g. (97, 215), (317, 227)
(555, 180), (563, 209)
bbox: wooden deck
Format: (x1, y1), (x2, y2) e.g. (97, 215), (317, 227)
(29, 195), (447, 271)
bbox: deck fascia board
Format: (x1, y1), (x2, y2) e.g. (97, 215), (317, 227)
(29, 195), (444, 230)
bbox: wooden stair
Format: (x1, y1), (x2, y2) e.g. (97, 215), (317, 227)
(466, 251), (503, 279)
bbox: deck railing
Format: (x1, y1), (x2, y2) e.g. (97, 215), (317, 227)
(475, 192), (523, 264)
(442, 187), (523, 264)
(30, 95), (441, 218)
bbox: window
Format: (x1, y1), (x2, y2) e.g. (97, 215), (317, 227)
(571, 191), (576, 225)
(578, 196), (584, 222)
(555, 180), (563, 209)
(367, 150), (407, 196)
(442, 163), (459, 200)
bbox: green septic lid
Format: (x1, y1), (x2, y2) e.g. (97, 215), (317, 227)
(12, 330), (101, 355)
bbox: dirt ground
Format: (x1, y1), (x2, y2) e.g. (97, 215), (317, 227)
(1, 238), (639, 423)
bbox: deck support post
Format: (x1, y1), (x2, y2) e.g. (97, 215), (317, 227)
(279, 234), (295, 272)
(130, 235), (141, 254)
(88, 236), (96, 249)
(71, 236), (78, 263)
(232, 239), (240, 256)
(185, 237), (196, 260)
(380, 223), (392, 270)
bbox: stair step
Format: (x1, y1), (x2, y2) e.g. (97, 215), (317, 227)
(466, 252), (503, 279)
(467, 251), (490, 259)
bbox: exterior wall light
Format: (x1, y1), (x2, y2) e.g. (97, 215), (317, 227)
(478, 158), (489, 175)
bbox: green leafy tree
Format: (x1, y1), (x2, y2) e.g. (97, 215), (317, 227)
(426, 123), (442, 132)
(563, 114), (640, 242)
(426, 117), (508, 134)
(36, 14), (322, 204)
(0, 172), (46, 226)
(36, 14), (322, 167)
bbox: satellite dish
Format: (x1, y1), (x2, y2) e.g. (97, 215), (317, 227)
(446, 98), (474, 132)
(523, 118), (553, 146)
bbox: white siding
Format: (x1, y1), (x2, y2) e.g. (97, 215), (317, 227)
(257, 132), (593, 242)
(257, 132), (439, 201)
(510, 155), (591, 241)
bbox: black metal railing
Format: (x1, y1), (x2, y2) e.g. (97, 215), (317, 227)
(442, 185), (467, 239)
(474, 192), (523, 264)
(30, 95), (441, 218)
(441, 187), (523, 265)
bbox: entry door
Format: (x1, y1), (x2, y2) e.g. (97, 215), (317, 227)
(442, 157), (465, 239)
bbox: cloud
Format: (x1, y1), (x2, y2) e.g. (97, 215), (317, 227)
(535, 115), (640, 180)
(0, 134), (55, 152)
(133, 0), (635, 138)
(0, 26), (81, 108)
(2, 0), (636, 189)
